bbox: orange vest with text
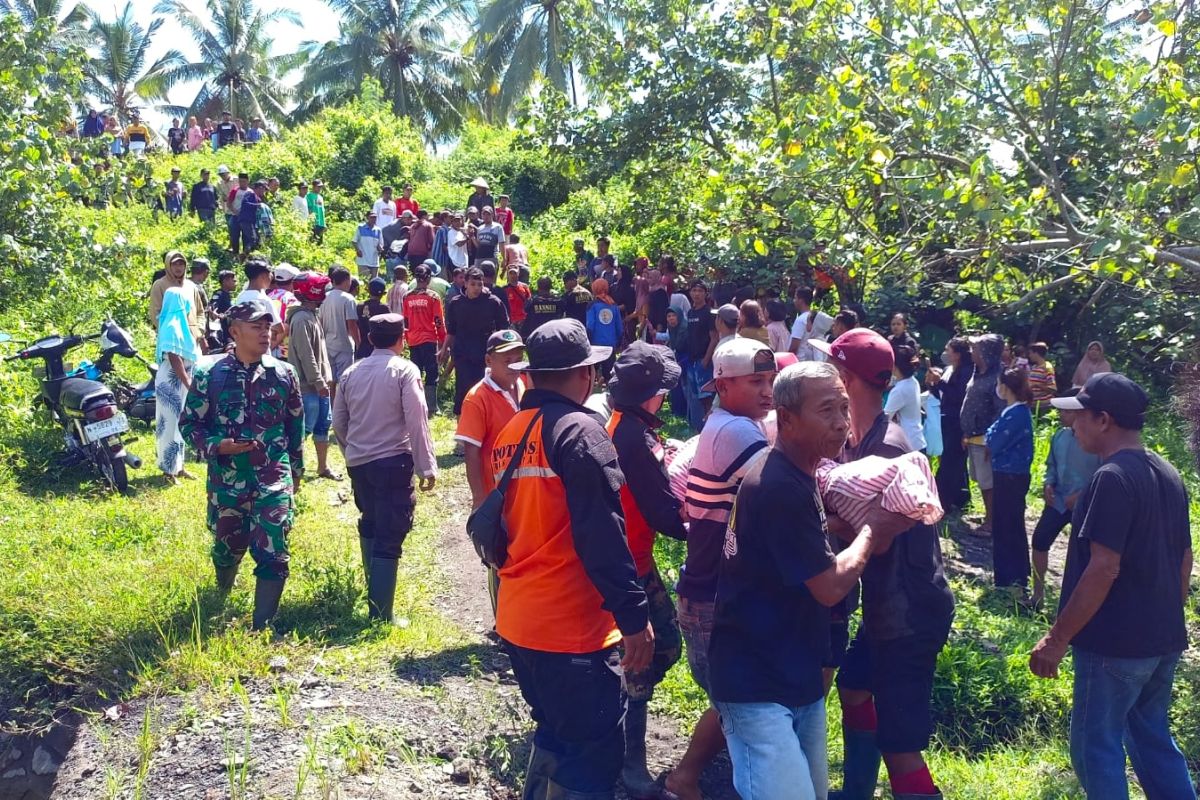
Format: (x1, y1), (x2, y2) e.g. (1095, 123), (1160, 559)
(491, 409), (622, 653)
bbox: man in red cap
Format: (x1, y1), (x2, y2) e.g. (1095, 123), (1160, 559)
(810, 329), (954, 800)
(287, 272), (340, 481)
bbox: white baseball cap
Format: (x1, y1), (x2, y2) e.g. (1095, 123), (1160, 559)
(216, 164), (230, 175)
(273, 263), (299, 281)
(701, 337), (776, 392)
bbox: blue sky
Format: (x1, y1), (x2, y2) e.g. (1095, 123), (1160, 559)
(80, 0), (342, 130)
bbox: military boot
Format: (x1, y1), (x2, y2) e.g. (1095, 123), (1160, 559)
(367, 557), (399, 622)
(251, 578), (285, 631)
(621, 700), (658, 799)
(359, 536), (373, 582)
(215, 562), (240, 593)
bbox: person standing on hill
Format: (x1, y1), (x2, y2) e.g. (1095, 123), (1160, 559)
(473, 206), (506, 266)
(189, 168), (217, 224)
(355, 278), (390, 359)
(179, 298), (305, 632)
(396, 183), (420, 217)
(1029, 391), (1100, 606)
(401, 264), (446, 414)
(286, 272), (340, 481)
(149, 251), (205, 345)
(1033, 373), (1195, 800)
(523, 277), (562, 336)
(490, 319), (652, 799)
(559, 270), (592, 325)
(465, 177), (493, 216)
(985, 367), (1035, 595)
(442, 266), (509, 415)
(925, 337), (973, 511)
(959, 334), (1006, 534)
(318, 265), (361, 392)
(215, 111), (240, 149)
(216, 165), (237, 241)
(166, 118), (185, 155)
(307, 179), (327, 244)
(333, 313), (437, 623)
(406, 209), (436, 268)
(353, 210), (384, 281)
(790, 287), (833, 362)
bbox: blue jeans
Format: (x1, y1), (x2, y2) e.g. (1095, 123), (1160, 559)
(715, 699), (828, 800)
(1070, 648), (1196, 800)
(683, 360), (713, 433)
(301, 393), (331, 443)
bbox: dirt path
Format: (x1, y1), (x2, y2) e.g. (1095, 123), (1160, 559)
(47, 453), (735, 800)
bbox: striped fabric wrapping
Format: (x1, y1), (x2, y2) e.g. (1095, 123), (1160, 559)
(815, 452), (944, 530)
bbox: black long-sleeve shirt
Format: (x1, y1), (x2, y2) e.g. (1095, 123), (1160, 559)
(528, 389), (649, 636)
(610, 404), (687, 542)
(190, 181), (217, 213)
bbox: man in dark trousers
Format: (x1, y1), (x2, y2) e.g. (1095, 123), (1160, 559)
(1032, 373), (1195, 800)
(492, 319), (653, 799)
(332, 313), (437, 621)
(604, 341), (688, 798)
(189, 168), (217, 224)
(811, 329), (954, 800)
(441, 266), (509, 415)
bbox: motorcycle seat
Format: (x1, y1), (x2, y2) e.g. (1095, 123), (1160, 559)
(60, 377), (114, 411)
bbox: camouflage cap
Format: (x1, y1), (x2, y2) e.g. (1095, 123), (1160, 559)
(227, 298), (275, 323)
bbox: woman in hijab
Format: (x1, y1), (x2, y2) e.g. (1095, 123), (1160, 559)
(156, 286), (201, 483)
(959, 333), (1007, 533)
(665, 306), (689, 419)
(1071, 340), (1112, 387)
(613, 263), (639, 345)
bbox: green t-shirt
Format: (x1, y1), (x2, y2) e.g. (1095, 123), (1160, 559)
(306, 191), (326, 228)
(428, 277), (451, 298)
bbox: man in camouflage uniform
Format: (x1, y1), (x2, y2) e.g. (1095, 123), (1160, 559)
(180, 298), (305, 631)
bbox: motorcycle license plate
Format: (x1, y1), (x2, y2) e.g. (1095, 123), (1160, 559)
(84, 413), (129, 442)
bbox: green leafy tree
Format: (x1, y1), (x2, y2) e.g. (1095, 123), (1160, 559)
(0, 0), (86, 38)
(153, 0), (298, 123)
(296, 0), (472, 141)
(83, 2), (184, 125)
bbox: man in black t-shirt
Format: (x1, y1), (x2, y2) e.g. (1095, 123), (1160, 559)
(442, 266), (510, 415)
(523, 277), (562, 337)
(1032, 373), (1194, 800)
(215, 112), (240, 149)
(559, 270), (592, 324)
(710, 362), (909, 800)
(812, 329), (953, 800)
(682, 280), (718, 432)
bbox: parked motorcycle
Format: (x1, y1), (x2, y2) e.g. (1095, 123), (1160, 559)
(91, 319), (157, 425)
(4, 323), (143, 493)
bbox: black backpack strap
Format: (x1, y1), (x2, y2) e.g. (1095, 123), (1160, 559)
(495, 409), (544, 494)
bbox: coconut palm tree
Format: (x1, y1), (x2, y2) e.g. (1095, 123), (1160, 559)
(1, 0), (88, 49)
(295, 0), (473, 141)
(469, 0), (611, 120)
(83, 2), (185, 125)
(153, 0), (298, 124)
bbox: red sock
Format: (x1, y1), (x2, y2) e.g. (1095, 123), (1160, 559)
(841, 696), (877, 731)
(890, 765), (937, 795)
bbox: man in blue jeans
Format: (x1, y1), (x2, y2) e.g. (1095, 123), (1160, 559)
(709, 362), (911, 800)
(1032, 373), (1195, 799)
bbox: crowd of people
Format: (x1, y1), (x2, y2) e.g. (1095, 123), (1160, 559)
(75, 108), (270, 155)
(139, 169), (1194, 800)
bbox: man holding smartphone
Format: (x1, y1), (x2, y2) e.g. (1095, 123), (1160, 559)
(180, 298), (306, 633)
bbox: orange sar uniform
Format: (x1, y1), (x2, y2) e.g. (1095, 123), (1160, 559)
(455, 373), (525, 495)
(490, 387), (647, 791)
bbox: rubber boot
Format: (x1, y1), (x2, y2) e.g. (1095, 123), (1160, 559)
(215, 562), (239, 593)
(367, 557), (399, 622)
(359, 536), (373, 582)
(621, 700), (658, 799)
(829, 727), (882, 800)
(424, 384), (438, 418)
(521, 742), (556, 800)
(544, 780), (614, 800)
(251, 578), (285, 631)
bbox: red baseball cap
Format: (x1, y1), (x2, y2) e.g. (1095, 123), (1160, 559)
(809, 328), (894, 388)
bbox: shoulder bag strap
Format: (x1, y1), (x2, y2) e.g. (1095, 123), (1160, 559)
(495, 408), (545, 495)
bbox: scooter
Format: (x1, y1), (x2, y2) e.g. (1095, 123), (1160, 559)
(5, 324), (142, 493)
